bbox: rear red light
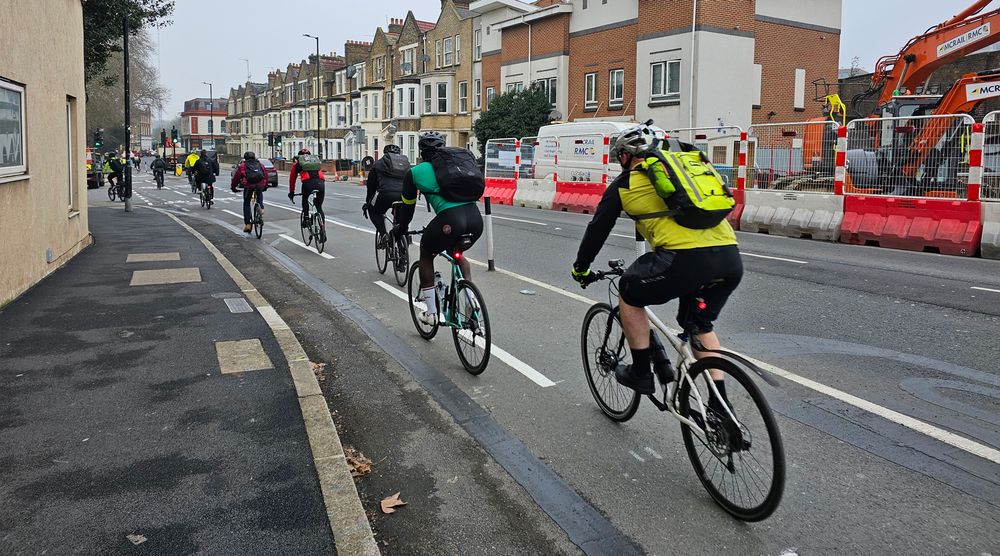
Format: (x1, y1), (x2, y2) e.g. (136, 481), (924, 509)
(454, 251), (462, 259)
(697, 300), (707, 311)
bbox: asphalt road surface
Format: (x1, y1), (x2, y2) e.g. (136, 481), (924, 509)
(93, 172), (1000, 555)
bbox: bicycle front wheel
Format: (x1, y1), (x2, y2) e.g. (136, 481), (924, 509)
(312, 217), (325, 254)
(678, 356), (785, 522)
(300, 214), (312, 246)
(108, 185), (116, 201)
(393, 237), (409, 287)
(451, 280), (491, 375)
(375, 232), (388, 274)
(253, 203), (263, 239)
(581, 303), (640, 422)
(199, 190), (206, 208)
(406, 262), (438, 340)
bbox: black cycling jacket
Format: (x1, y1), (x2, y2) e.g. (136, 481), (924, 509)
(574, 172), (629, 270)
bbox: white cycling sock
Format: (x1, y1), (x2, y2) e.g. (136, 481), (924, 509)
(421, 287), (437, 315)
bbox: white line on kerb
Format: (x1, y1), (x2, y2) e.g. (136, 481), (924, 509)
(373, 280), (557, 388)
(222, 209), (243, 220)
(279, 234), (335, 259)
(492, 215), (547, 226)
(267, 197), (999, 465)
(742, 253), (808, 264)
(971, 286), (1000, 294)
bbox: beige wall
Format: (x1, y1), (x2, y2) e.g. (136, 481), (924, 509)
(0, 0), (89, 307)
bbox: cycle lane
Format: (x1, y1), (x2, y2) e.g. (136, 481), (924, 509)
(189, 199), (1000, 555)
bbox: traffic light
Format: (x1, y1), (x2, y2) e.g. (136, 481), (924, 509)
(268, 132), (274, 147)
(171, 126), (178, 141)
(276, 135), (283, 149)
(93, 129), (103, 148)
(160, 128), (167, 145)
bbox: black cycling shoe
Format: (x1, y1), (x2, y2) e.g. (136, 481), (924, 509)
(319, 228), (327, 243)
(615, 364), (655, 395)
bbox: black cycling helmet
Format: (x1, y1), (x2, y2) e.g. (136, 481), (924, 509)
(418, 131), (446, 153)
(243, 151), (256, 160)
(298, 148), (310, 155)
(383, 144), (401, 155)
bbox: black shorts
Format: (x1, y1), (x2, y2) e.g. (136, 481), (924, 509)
(619, 245), (743, 333)
(420, 204), (483, 257)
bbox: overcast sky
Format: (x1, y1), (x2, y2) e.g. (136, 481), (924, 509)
(152, 0), (982, 117)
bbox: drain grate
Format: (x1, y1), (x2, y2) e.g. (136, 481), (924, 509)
(224, 297), (254, 314)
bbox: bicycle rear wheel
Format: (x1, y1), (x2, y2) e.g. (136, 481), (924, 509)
(406, 262), (438, 340)
(300, 214), (312, 246)
(108, 185), (116, 201)
(678, 356), (785, 522)
(312, 216), (325, 254)
(581, 303), (640, 422)
(199, 190), (206, 208)
(375, 232), (388, 274)
(451, 280), (491, 375)
(253, 202), (263, 239)
(393, 237), (409, 287)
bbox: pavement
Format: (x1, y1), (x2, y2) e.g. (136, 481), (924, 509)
(4, 169), (999, 555)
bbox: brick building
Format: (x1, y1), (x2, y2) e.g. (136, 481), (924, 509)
(422, 0), (479, 152)
(180, 97), (228, 151)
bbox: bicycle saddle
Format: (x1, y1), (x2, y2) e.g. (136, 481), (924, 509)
(454, 234), (475, 254)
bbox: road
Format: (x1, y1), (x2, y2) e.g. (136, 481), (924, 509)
(98, 171), (1000, 554)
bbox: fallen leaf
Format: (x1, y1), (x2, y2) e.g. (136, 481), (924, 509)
(126, 534), (147, 545)
(380, 492), (407, 514)
(345, 447), (373, 478)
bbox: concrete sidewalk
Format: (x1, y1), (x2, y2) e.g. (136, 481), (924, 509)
(0, 207), (356, 554)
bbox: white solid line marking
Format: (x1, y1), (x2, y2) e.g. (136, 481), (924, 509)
(971, 286), (1000, 294)
(492, 215), (547, 226)
(222, 209), (243, 220)
(279, 234), (335, 259)
(628, 450), (645, 462)
(643, 446), (663, 460)
(611, 233), (635, 239)
(373, 280), (556, 388)
(171, 190), (187, 196)
(742, 252), (808, 264)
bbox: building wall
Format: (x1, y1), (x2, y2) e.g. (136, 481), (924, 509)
(755, 0), (841, 31)
(0, 0), (89, 306)
(568, 20), (638, 121)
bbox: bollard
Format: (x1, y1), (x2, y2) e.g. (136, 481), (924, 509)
(485, 196), (495, 271)
(969, 122), (984, 202)
(635, 227), (645, 258)
(124, 162), (133, 212)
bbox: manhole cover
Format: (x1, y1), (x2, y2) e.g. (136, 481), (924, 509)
(224, 298), (254, 314)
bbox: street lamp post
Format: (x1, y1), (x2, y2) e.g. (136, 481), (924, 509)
(202, 81), (214, 152)
(304, 34), (322, 159)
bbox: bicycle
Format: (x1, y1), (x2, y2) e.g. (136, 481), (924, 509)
(368, 201), (409, 286)
(153, 170), (164, 189)
(239, 187), (264, 239)
(198, 182), (214, 210)
(107, 177), (125, 202)
(294, 191), (326, 254)
(405, 228), (491, 374)
(188, 170), (197, 193)
(580, 259), (785, 522)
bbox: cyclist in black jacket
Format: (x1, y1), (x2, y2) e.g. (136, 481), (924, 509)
(364, 144), (411, 235)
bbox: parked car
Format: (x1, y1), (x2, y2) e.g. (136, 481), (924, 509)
(230, 158), (279, 188)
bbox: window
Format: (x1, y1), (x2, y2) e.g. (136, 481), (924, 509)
(372, 93), (379, 120)
(474, 79), (482, 110)
(584, 72), (597, 109)
(65, 98), (75, 209)
(424, 83), (433, 114)
(455, 35), (461, 64)
(443, 37), (453, 66)
(402, 48), (415, 75)
(409, 87), (416, 116)
(191, 117), (198, 134)
(375, 56), (384, 81)
(220, 120), (226, 133)
(458, 81), (468, 113)
(397, 89), (404, 117)
(208, 119), (214, 134)
(474, 29), (482, 61)
(794, 68), (806, 110)
(534, 77), (557, 107)
(0, 79), (26, 179)
(486, 87), (495, 108)
(363, 95), (369, 119)
(650, 60), (681, 101)
(407, 134), (416, 162)
(437, 82), (448, 113)
(353, 99), (360, 123)
(386, 91), (392, 118)
(435, 40), (442, 68)
(609, 69), (624, 107)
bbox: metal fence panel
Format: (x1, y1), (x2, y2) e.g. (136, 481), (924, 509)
(981, 111), (1000, 201)
(846, 114), (975, 199)
(747, 121), (839, 192)
(484, 138), (518, 180)
(520, 136), (538, 179)
(667, 126), (744, 188)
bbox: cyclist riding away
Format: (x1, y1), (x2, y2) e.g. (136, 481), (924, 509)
(571, 122), (743, 402)
(105, 152), (123, 189)
(231, 151), (269, 233)
(184, 150), (200, 186)
(150, 154), (166, 185)
(364, 144), (410, 236)
(288, 148), (327, 242)
(392, 131), (484, 326)
(192, 149), (218, 196)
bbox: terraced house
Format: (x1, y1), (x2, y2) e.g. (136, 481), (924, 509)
(422, 0), (478, 153)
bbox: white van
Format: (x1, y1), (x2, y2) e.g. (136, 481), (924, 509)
(530, 120), (637, 183)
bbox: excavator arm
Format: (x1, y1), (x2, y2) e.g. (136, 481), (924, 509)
(865, 0), (1000, 110)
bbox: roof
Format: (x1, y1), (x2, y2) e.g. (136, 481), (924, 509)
(456, 7), (477, 19)
(416, 19), (436, 32)
(385, 32), (400, 43)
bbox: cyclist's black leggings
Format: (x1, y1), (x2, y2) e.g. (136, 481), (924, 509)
(301, 179), (325, 219)
(242, 188), (264, 224)
(372, 190), (402, 235)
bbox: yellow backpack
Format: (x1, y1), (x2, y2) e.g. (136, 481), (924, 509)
(632, 140), (734, 229)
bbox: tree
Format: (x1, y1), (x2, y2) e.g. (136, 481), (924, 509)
(83, 0), (174, 85)
(473, 88), (554, 157)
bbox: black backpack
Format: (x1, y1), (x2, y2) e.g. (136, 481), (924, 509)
(195, 156), (213, 176)
(244, 160), (264, 184)
(428, 147), (484, 202)
(380, 153), (410, 180)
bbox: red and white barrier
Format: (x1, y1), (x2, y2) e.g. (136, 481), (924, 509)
(834, 125), (847, 196)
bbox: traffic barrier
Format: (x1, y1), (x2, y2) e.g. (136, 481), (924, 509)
(513, 178), (556, 209)
(483, 177), (517, 206)
(552, 181), (603, 213)
(727, 189), (743, 231)
(484, 137), (519, 205)
(748, 121), (840, 191)
(982, 202), (1000, 260)
(741, 190), (844, 241)
(840, 196), (982, 256)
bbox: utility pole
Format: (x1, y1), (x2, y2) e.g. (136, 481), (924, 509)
(304, 34), (322, 159)
(240, 58), (251, 81)
(123, 15), (133, 212)
(203, 81), (214, 151)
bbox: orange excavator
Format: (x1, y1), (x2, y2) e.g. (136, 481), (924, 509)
(847, 0), (1000, 194)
